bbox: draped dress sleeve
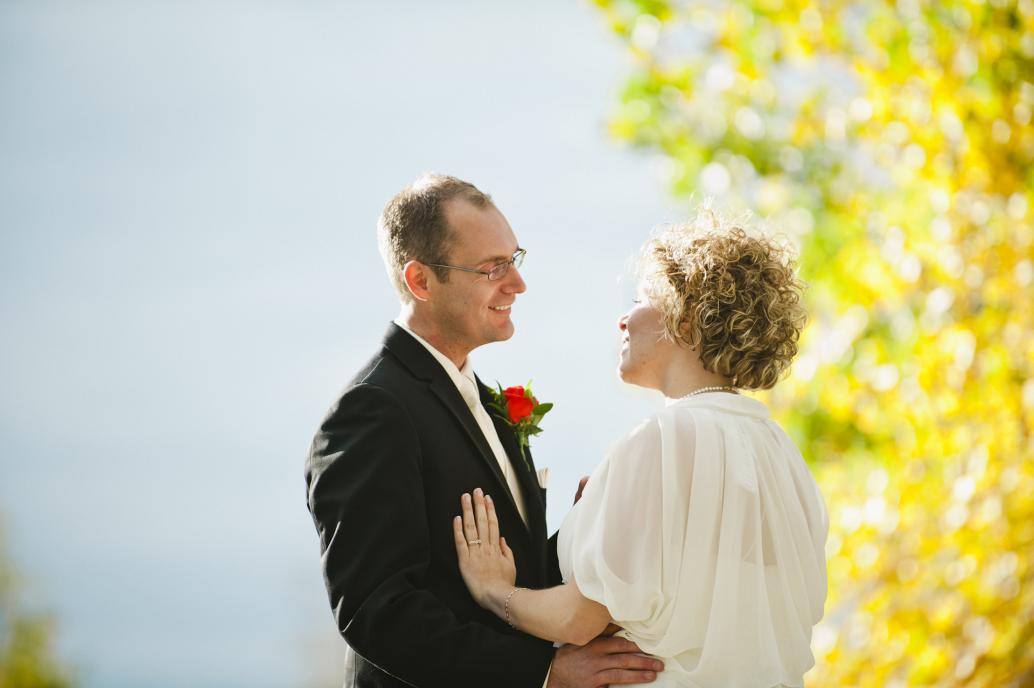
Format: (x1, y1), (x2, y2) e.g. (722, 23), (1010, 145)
(557, 396), (828, 688)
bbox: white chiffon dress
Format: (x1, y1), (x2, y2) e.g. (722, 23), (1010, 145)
(557, 392), (828, 688)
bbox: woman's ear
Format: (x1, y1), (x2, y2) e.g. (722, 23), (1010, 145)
(678, 320), (696, 348)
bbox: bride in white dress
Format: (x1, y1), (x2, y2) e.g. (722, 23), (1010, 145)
(454, 214), (829, 688)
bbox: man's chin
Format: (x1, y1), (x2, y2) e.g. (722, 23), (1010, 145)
(487, 321), (515, 343)
(468, 327), (514, 350)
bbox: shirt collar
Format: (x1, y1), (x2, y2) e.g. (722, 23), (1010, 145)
(393, 318), (478, 402)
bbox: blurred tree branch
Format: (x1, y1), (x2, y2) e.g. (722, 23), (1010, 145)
(591, 0), (1033, 685)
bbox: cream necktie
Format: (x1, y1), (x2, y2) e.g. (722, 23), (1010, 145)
(457, 373), (528, 527)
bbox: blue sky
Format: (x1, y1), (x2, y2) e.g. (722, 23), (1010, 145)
(0, 1), (685, 685)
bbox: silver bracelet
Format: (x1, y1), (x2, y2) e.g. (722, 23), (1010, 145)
(504, 586), (525, 629)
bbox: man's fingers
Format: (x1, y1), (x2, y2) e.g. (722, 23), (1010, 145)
(591, 646), (664, 685)
(591, 636), (643, 654)
(452, 515), (468, 562)
(601, 652), (663, 672)
(595, 669), (659, 685)
(500, 536), (514, 564)
(574, 475), (589, 505)
(461, 493), (479, 544)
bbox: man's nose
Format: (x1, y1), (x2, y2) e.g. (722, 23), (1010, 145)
(504, 266), (526, 293)
(618, 316), (628, 331)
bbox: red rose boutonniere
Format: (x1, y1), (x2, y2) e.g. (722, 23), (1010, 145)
(487, 382), (553, 471)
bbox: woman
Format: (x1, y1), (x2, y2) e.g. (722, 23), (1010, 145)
(454, 213), (829, 688)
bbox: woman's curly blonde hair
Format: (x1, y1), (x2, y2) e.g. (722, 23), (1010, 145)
(638, 209), (807, 391)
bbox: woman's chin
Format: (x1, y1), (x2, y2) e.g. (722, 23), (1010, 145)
(618, 364), (657, 391)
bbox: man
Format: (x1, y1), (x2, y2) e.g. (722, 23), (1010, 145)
(305, 175), (663, 687)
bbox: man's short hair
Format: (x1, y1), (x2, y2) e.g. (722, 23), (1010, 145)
(377, 174), (494, 303)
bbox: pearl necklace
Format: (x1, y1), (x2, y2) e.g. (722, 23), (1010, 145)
(679, 385), (738, 399)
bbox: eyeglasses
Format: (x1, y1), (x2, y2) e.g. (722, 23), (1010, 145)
(424, 248), (526, 282)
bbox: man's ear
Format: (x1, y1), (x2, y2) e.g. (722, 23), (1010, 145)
(403, 260), (433, 302)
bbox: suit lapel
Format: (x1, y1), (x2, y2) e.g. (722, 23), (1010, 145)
(382, 323), (527, 531)
(427, 376), (514, 504)
(478, 379), (547, 542)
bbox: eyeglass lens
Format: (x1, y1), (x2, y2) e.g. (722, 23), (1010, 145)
(488, 250), (525, 281)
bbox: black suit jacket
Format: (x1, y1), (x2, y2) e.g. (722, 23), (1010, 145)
(306, 323), (562, 687)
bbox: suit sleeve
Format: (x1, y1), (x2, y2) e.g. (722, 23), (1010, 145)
(547, 531), (562, 587)
(306, 383), (554, 687)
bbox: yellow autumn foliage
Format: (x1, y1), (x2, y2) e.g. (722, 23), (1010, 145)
(591, 0), (1034, 685)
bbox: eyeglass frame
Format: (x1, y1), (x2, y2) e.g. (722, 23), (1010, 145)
(422, 248), (526, 282)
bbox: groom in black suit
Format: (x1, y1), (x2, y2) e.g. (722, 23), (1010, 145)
(305, 175), (662, 687)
